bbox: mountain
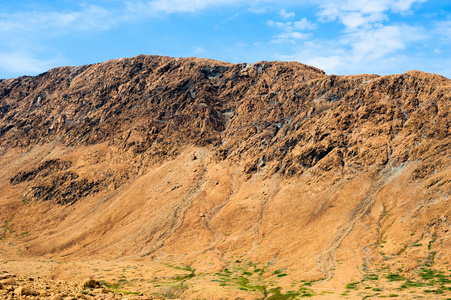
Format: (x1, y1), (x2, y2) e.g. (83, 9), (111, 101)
(0, 54), (450, 299)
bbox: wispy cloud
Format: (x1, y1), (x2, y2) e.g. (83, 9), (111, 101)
(126, 0), (316, 15)
(275, 23), (426, 75)
(435, 20), (451, 43)
(267, 17), (316, 43)
(248, 6), (266, 14)
(0, 5), (116, 37)
(272, 32), (311, 43)
(268, 0), (434, 75)
(267, 18), (316, 31)
(279, 9), (295, 19)
(193, 46), (206, 54)
(316, 0), (427, 30)
(0, 4), (124, 77)
(344, 24), (426, 60)
(126, 0), (245, 14)
(0, 51), (62, 76)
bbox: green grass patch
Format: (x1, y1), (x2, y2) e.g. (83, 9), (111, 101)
(400, 280), (425, 288)
(167, 264), (195, 273)
(345, 282), (359, 290)
(173, 273), (195, 281)
(419, 268), (436, 280)
(364, 274), (379, 281)
(298, 287), (315, 298)
(104, 282), (140, 295)
(385, 273), (404, 282)
(266, 287), (302, 300)
(424, 289), (444, 294)
(167, 263), (196, 282)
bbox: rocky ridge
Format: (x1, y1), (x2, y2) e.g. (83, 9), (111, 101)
(1, 55), (449, 204)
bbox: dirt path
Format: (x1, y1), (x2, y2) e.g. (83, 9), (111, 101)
(142, 167), (208, 256)
(316, 173), (391, 279)
(202, 170), (238, 252)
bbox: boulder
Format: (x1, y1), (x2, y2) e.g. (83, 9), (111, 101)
(0, 273), (12, 280)
(0, 278), (16, 285)
(14, 286), (34, 296)
(82, 278), (102, 289)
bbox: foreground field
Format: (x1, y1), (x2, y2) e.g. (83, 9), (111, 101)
(2, 256), (451, 299)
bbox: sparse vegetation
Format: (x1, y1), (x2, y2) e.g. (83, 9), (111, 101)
(158, 283), (188, 299)
(212, 259), (316, 298)
(2, 218), (14, 235)
(266, 287), (301, 299)
(385, 273), (404, 282)
(364, 274), (379, 281)
(345, 282), (359, 290)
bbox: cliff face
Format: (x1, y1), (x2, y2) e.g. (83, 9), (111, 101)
(0, 55), (450, 288)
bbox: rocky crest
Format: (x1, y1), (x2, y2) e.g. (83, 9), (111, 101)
(1, 55), (449, 204)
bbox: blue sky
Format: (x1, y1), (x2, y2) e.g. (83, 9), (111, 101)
(1, 0), (450, 79)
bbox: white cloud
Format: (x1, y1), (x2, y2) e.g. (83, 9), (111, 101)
(390, 0), (425, 13)
(304, 55), (343, 74)
(316, 0), (427, 30)
(267, 18), (316, 31)
(248, 6), (266, 14)
(123, 0), (426, 19)
(126, 0), (244, 14)
(0, 4), (123, 74)
(435, 20), (451, 43)
(267, 0), (435, 76)
(267, 20), (288, 30)
(274, 23), (426, 75)
(343, 24), (425, 61)
(280, 9), (295, 19)
(294, 18), (317, 30)
(267, 17), (316, 43)
(127, 0), (314, 14)
(272, 32), (311, 43)
(193, 46), (206, 54)
(0, 51), (62, 76)
(0, 5), (116, 37)
(339, 11), (381, 29)
(0, 4), (120, 77)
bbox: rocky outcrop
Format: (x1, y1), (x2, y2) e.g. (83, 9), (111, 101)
(1, 56), (449, 204)
(0, 271), (163, 299)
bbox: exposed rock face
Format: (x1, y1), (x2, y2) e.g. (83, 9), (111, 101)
(2, 56), (449, 201)
(0, 55), (450, 292)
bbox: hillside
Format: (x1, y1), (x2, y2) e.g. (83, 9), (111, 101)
(0, 55), (450, 299)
